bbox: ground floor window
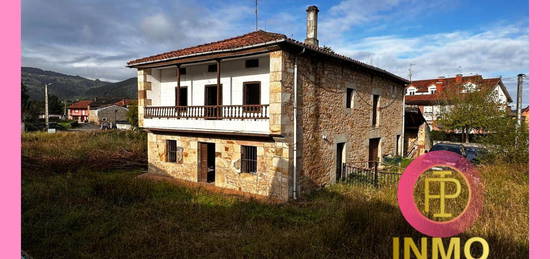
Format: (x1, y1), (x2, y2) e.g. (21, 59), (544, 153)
(166, 140), (177, 163)
(241, 146), (257, 174)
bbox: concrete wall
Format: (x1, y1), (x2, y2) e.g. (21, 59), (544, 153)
(89, 105), (129, 124)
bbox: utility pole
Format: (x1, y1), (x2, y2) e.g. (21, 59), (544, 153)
(516, 74), (525, 127)
(44, 83), (51, 130)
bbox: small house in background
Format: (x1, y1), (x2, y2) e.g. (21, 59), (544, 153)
(404, 106), (432, 158)
(521, 106), (529, 125)
(67, 100), (93, 123)
(88, 105), (129, 124)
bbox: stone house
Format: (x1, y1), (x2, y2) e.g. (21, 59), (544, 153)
(405, 74), (512, 130)
(127, 6), (408, 201)
(88, 105), (129, 124)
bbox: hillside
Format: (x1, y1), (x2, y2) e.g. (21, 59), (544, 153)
(22, 67), (136, 100)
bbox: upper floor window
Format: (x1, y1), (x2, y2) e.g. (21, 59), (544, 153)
(372, 94), (380, 126)
(245, 59), (259, 68)
(462, 83), (478, 93)
(175, 87), (188, 106)
(346, 88), (356, 108)
(208, 64), (217, 73)
(407, 87), (417, 95)
(428, 85), (436, 94)
(241, 146), (257, 174)
(179, 67), (187, 75)
(243, 82), (261, 105)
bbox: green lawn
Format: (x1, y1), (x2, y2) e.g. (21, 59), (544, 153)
(22, 131), (528, 258)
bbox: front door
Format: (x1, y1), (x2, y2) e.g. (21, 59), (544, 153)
(369, 138), (380, 168)
(198, 142), (215, 183)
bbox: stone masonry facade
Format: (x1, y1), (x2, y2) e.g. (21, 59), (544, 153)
(140, 49), (404, 201)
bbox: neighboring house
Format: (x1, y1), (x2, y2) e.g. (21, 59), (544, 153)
(88, 105), (129, 124)
(405, 74), (513, 130)
(404, 107), (432, 158)
(113, 98), (137, 107)
(68, 100), (93, 122)
(522, 106), (529, 125)
(127, 6), (408, 201)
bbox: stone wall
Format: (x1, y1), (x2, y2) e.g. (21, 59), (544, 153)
(279, 51), (405, 193)
(147, 132), (291, 201)
(137, 69), (152, 127)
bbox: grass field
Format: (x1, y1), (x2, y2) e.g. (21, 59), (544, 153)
(22, 131), (528, 258)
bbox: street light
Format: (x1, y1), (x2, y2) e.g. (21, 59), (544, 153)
(44, 83), (54, 130)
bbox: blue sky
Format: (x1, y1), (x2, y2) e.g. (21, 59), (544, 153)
(22, 0), (529, 106)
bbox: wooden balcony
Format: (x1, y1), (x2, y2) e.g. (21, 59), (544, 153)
(144, 105), (269, 120)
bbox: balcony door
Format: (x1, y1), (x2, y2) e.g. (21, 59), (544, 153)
(205, 84), (222, 118)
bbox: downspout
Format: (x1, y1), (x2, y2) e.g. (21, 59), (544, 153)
(401, 86), (406, 157)
(293, 48), (306, 200)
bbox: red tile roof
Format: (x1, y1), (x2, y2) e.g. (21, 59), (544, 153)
(68, 100), (93, 109)
(127, 30), (408, 83)
(405, 75), (511, 105)
(128, 31), (286, 66)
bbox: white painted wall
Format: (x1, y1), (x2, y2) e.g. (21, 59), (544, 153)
(152, 55), (270, 106)
(144, 54), (271, 133)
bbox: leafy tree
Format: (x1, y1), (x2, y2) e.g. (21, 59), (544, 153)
(127, 104), (138, 129)
(435, 85), (503, 143)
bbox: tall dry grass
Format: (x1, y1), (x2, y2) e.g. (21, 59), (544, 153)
(22, 131), (528, 258)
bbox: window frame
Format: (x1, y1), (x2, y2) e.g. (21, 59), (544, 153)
(243, 81), (261, 108)
(240, 145), (257, 174)
(372, 94), (380, 127)
(245, 58), (259, 68)
(345, 88), (356, 109)
(166, 140), (177, 163)
(207, 64), (217, 73)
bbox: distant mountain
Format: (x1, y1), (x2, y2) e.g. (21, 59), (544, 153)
(84, 77), (137, 99)
(21, 67), (136, 100)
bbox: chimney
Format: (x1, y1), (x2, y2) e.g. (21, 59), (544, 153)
(456, 74), (463, 83)
(305, 5), (319, 46)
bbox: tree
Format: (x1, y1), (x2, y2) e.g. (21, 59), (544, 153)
(435, 85), (503, 143)
(127, 104), (138, 129)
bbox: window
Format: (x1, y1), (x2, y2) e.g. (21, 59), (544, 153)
(179, 67), (187, 75)
(345, 88), (355, 108)
(428, 85), (436, 94)
(208, 64), (217, 72)
(245, 59), (259, 68)
(241, 146), (257, 174)
(407, 87), (417, 95)
(166, 140), (177, 163)
(372, 94), (380, 126)
(243, 82), (261, 105)
(175, 87), (188, 106)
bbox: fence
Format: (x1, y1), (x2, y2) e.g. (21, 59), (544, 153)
(339, 162), (401, 187)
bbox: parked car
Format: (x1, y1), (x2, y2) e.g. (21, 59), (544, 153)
(465, 146), (488, 164)
(429, 143), (466, 157)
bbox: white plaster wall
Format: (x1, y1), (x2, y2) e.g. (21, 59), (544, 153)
(145, 54), (271, 132)
(153, 55), (270, 106)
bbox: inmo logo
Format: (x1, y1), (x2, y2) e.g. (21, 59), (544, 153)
(393, 151), (487, 259)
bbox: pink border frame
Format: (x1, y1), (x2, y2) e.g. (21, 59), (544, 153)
(2, 0), (21, 257)
(530, 0), (549, 258)
(3, 0), (547, 257)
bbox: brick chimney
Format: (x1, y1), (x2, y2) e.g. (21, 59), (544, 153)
(305, 5), (319, 46)
(456, 74), (463, 83)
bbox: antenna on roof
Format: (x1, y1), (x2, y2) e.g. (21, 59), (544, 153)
(255, 0), (258, 31)
(408, 63), (415, 82)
